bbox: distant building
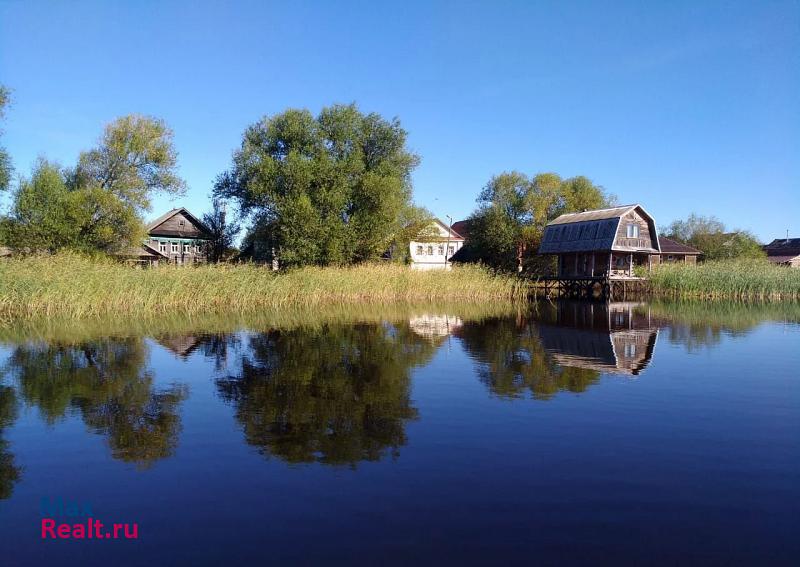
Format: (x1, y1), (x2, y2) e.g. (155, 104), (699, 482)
(409, 219), (465, 270)
(116, 243), (169, 267)
(763, 237), (800, 267)
(538, 204), (660, 278)
(145, 208), (212, 265)
(652, 237), (702, 265)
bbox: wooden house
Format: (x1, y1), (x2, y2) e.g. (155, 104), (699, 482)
(763, 237), (800, 268)
(409, 219), (465, 270)
(652, 237), (702, 265)
(117, 243), (169, 267)
(538, 204), (661, 279)
(146, 208), (212, 265)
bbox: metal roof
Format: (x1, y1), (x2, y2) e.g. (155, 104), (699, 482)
(658, 237), (702, 255)
(539, 204), (660, 254)
(546, 204), (640, 225)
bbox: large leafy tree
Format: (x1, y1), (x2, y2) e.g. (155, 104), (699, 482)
(665, 213), (765, 260)
(215, 104), (420, 267)
(0, 160), (83, 252)
(3, 115), (185, 253)
(72, 114), (186, 210)
(464, 171), (614, 271)
(0, 85), (11, 192)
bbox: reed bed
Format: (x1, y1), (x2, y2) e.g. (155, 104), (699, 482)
(0, 253), (528, 320)
(649, 259), (800, 300)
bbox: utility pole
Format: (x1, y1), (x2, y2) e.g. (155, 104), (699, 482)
(445, 214), (453, 268)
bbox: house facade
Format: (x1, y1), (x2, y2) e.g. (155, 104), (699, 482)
(146, 208), (212, 265)
(538, 204), (661, 278)
(409, 219), (465, 270)
(652, 237), (702, 265)
(763, 237), (800, 267)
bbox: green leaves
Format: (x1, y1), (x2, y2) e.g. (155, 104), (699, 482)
(0, 85), (12, 192)
(3, 113), (184, 254)
(666, 213), (766, 260)
(75, 114), (186, 211)
(217, 103), (419, 267)
(466, 171), (614, 271)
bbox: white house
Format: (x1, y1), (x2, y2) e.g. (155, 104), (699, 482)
(409, 219), (465, 270)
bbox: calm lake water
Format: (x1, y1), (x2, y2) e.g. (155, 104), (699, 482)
(0, 301), (798, 565)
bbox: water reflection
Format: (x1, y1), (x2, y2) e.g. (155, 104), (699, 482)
(0, 299), (795, 481)
(0, 385), (20, 499)
(4, 339), (187, 469)
(215, 323), (438, 466)
(536, 301), (658, 376)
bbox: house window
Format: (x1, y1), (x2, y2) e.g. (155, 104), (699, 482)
(185, 242), (193, 253)
(416, 245), (424, 255)
(626, 224), (639, 238)
(171, 242), (178, 254)
(179, 220), (185, 226)
(437, 245), (444, 255)
(667, 255), (674, 261)
(448, 245), (455, 256)
(427, 245), (434, 255)
(624, 344), (636, 357)
(159, 242), (167, 253)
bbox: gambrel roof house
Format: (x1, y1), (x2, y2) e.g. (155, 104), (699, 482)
(539, 204), (661, 255)
(538, 204), (660, 279)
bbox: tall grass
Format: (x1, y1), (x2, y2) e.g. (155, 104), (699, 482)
(650, 259), (800, 300)
(0, 253), (528, 320)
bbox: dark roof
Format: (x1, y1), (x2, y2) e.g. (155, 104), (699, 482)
(764, 238), (800, 258)
(117, 243), (169, 259)
(546, 204), (646, 225)
(658, 237), (702, 255)
(539, 204), (660, 254)
(766, 255), (799, 264)
(450, 220), (471, 240)
(147, 207), (212, 237)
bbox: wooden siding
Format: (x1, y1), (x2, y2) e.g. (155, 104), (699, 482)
(146, 238), (207, 265)
(149, 210), (209, 238)
(614, 209), (655, 251)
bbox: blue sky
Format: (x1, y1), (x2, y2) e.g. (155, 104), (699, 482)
(1, 0), (798, 241)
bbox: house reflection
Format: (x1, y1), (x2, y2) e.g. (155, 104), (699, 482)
(537, 301), (658, 376)
(408, 315), (463, 339)
(155, 335), (204, 359)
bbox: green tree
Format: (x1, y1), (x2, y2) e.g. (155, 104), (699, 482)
(666, 213), (765, 260)
(0, 85), (11, 192)
(3, 115), (184, 254)
(73, 114), (186, 210)
(1, 159), (84, 252)
(214, 104), (420, 267)
(464, 171), (614, 271)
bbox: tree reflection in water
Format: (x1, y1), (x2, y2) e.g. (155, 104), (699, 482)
(457, 318), (601, 399)
(0, 385), (20, 499)
(4, 339), (187, 469)
(216, 323), (438, 466)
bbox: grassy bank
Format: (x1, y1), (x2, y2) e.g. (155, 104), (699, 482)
(649, 259), (800, 300)
(0, 253), (527, 320)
